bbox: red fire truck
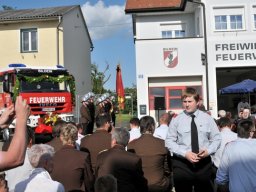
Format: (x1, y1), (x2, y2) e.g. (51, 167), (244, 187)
(0, 64), (75, 129)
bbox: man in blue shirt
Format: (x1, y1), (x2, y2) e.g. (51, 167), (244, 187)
(216, 119), (256, 192)
(212, 117), (237, 169)
(165, 87), (221, 192)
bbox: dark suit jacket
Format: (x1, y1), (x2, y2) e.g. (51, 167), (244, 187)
(51, 145), (94, 192)
(80, 129), (111, 172)
(80, 104), (92, 124)
(46, 137), (63, 152)
(95, 104), (105, 118)
(95, 145), (148, 192)
(128, 134), (170, 191)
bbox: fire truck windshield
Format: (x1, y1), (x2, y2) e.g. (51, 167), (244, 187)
(20, 80), (68, 93)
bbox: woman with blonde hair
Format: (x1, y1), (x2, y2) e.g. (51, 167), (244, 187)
(51, 124), (94, 192)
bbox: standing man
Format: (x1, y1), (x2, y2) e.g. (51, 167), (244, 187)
(165, 87), (221, 192)
(153, 113), (170, 140)
(87, 92), (95, 134)
(198, 96), (206, 111)
(212, 117), (237, 169)
(95, 96), (106, 118)
(237, 97), (250, 115)
(80, 93), (92, 135)
(216, 119), (256, 192)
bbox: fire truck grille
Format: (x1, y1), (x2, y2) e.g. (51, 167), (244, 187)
(29, 103), (67, 113)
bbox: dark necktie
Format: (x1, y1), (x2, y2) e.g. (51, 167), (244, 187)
(191, 114), (199, 153)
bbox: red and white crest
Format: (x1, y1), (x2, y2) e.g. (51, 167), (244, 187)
(163, 48), (178, 68)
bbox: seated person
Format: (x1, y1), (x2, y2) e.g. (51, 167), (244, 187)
(15, 144), (64, 192)
(95, 128), (148, 192)
(128, 116), (172, 192)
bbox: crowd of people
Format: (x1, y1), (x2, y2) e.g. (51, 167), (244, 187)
(80, 92), (116, 135)
(1, 89), (256, 192)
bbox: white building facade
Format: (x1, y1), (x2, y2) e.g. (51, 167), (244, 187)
(126, 0), (256, 119)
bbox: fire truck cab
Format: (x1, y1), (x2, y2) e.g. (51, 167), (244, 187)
(0, 64), (75, 128)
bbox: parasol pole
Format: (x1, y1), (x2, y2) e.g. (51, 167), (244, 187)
(249, 92), (251, 107)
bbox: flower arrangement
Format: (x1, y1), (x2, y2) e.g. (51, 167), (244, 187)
(43, 112), (60, 126)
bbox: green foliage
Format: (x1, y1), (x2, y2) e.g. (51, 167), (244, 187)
(91, 63), (110, 94)
(116, 114), (133, 128)
(90, 63), (137, 116)
(1, 5), (16, 10)
(13, 74), (76, 103)
(123, 84), (137, 115)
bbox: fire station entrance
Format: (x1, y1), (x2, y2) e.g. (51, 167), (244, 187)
(216, 67), (256, 118)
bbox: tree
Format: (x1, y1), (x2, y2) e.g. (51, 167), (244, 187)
(90, 63), (137, 116)
(91, 62), (111, 94)
(1, 5), (16, 10)
(123, 84), (137, 115)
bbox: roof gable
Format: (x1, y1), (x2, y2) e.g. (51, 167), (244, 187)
(125, 0), (187, 13)
(0, 5), (78, 22)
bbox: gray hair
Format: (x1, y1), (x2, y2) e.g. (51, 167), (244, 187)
(111, 128), (130, 147)
(28, 144), (55, 168)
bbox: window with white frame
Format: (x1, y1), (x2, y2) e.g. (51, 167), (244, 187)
(160, 23), (186, 38)
(162, 31), (172, 38)
(161, 30), (185, 38)
(213, 7), (245, 31)
(230, 15), (243, 29)
(20, 28), (38, 52)
(253, 6), (256, 30)
(215, 15), (227, 30)
(175, 30), (185, 37)
(254, 14), (256, 29)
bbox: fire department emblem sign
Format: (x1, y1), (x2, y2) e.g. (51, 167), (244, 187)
(163, 48), (178, 68)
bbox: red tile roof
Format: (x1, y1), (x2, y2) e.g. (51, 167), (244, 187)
(125, 0), (186, 13)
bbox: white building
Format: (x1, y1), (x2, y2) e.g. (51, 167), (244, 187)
(125, 0), (256, 119)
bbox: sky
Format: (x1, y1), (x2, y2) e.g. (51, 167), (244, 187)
(0, 0), (135, 91)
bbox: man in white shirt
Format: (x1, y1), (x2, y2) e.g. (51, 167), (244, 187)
(153, 113), (170, 140)
(165, 87), (221, 192)
(216, 119), (256, 192)
(212, 117), (237, 168)
(15, 144), (64, 192)
(129, 117), (141, 142)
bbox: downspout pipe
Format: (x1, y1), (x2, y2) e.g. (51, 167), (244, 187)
(187, 0), (209, 110)
(132, 14), (137, 43)
(57, 16), (63, 66)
